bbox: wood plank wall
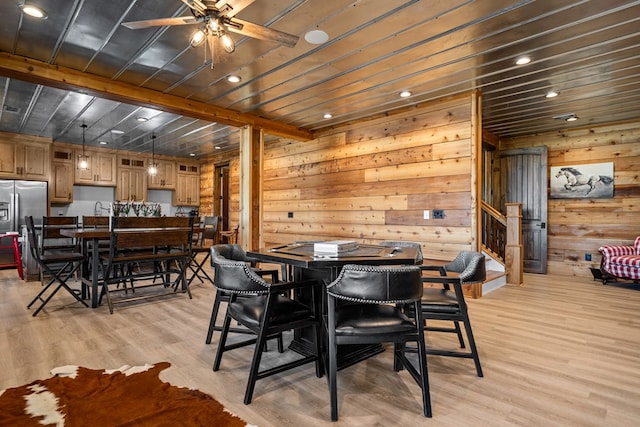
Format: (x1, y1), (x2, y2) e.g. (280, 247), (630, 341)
(501, 122), (640, 278)
(205, 94), (478, 261)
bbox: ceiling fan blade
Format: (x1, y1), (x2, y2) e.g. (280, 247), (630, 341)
(215, 0), (256, 18)
(122, 16), (199, 30)
(181, 0), (207, 15)
(227, 18), (298, 48)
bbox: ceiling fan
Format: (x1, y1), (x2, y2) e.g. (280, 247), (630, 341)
(122, 0), (299, 58)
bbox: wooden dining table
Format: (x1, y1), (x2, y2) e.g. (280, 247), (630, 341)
(60, 227), (110, 308)
(61, 224), (203, 308)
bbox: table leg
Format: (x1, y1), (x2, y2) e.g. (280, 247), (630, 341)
(91, 237), (100, 308)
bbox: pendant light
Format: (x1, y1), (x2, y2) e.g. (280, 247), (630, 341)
(148, 134), (158, 177)
(78, 123), (89, 170)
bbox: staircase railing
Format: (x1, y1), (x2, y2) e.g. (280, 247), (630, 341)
(480, 201), (523, 285)
(481, 201), (506, 261)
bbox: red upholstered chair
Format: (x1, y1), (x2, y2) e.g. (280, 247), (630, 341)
(598, 237), (640, 284)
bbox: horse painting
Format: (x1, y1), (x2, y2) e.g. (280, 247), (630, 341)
(554, 167), (614, 195)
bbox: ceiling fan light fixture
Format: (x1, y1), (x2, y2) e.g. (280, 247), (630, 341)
(220, 33), (235, 53)
(209, 17), (221, 33)
(18, 4), (48, 19)
(190, 29), (206, 47)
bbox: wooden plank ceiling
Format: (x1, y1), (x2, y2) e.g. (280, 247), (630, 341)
(0, 0), (639, 158)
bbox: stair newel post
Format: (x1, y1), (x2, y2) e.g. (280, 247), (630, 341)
(505, 202), (524, 286)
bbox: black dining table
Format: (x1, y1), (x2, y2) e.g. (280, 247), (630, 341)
(247, 241), (419, 368)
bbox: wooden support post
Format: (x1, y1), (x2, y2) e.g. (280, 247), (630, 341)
(505, 202), (524, 286)
(238, 126), (263, 250)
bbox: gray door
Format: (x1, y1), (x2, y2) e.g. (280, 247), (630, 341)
(496, 147), (548, 274)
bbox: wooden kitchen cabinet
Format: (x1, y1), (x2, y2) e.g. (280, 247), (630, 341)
(148, 158), (176, 190)
(50, 146), (74, 203)
(0, 139), (49, 180)
(74, 148), (116, 186)
(117, 156), (147, 202)
(173, 161), (200, 206)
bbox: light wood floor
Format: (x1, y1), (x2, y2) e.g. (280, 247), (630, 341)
(1, 261), (640, 426)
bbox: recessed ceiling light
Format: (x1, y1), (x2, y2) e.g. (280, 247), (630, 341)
(189, 153), (196, 157)
(98, 140), (108, 145)
(515, 56), (531, 65)
(227, 75), (241, 83)
(553, 113), (578, 122)
(545, 90), (559, 98)
(323, 113), (333, 119)
(304, 30), (329, 44)
(18, 4), (48, 19)
(136, 117), (148, 122)
(214, 146), (221, 150)
(399, 90), (412, 98)
(111, 129), (124, 134)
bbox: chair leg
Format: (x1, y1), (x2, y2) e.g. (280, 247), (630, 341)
(243, 323), (269, 404)
(213, 311), (233, 371)
(328, 335), (339, 421)
(415, 327), (433, 418)
(453, 321), (466, 348)
(206, 290), (225, 344)
(188, 253), (212, 286)
(28, 263), (87, 316)
(462, 314), (483, 377)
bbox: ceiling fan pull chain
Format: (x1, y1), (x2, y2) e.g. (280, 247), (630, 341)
(207, 34), (215, 69)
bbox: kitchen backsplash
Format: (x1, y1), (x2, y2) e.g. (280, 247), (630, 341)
(52, 187), (181, 221)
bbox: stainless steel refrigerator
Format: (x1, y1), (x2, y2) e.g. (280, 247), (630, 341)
(0, 180), (48, 280)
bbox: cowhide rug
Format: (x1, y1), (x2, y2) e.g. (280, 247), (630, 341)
(0, 362), (255, 426)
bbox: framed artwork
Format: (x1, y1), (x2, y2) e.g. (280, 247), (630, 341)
(550, 162), (614, 199)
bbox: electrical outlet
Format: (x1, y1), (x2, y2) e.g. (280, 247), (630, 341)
(423, 210), (430, 219)
(585, 253), (592, 261)
(433, 209), (444, 219)
(287, 212), (294, 218)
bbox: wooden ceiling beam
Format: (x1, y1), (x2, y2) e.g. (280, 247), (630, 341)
(0, 52), (313, 142)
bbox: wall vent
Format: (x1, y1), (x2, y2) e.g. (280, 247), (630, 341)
(3, 105), (20, 114)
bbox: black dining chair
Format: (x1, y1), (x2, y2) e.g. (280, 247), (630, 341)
(420, 250), (486, 377)
(40, 215), (80, 284)
(187, 215), (220, 286)
(205, 244), (279, 344)
(25, 215), (88, 316)
(211, 246), (323, 404)
(325, 264), (431, 421)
